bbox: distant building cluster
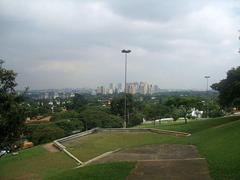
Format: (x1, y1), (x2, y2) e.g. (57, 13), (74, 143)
(96, 82), (159, 95)
(26, 88), (92, 100)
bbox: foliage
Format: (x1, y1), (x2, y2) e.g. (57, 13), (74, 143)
(171, 108), (183, 121)
(128, 112), (144, 127)
(80, 107), (123, 129)
(0, 60), (27, 149)
(110, 94), (134, 117)
(110, 94), (144, 127)
(144, 103), (169, 120)
(67, 94), (87, 111)
(31, 125), (65, 144)
(51, 110), (80, 121)
(212, 66), (240, 108)
(55, 119), (83, 135)
(165, 96), (203, 123)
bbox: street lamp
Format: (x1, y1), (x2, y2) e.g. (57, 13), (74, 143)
(121, 49), (131, 128)
(204, 76), (210, 118)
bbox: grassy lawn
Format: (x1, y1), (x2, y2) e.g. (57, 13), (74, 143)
(137, 115), (240, 133)
(1, 116), (240, 179)
(62, 132), (177, 162)
(138, 116), (240, 179)
(0, 146), (75, 180)
(47, 162), (136, 180)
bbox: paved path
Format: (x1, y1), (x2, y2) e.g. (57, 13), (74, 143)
(88, 144), (211, 180)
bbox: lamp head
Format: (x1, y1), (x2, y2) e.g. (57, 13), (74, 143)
(121, 49), (131, 53)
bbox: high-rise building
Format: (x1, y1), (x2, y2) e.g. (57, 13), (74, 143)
(127, 82), (139, 94)
(117, 83), (123, 93)
(139, 82), (148, 94)
(96, 86), (106, 94)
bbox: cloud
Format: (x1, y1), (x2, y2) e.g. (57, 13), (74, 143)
(0, 0), (239, 90)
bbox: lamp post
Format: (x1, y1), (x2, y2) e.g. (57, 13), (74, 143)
(121, 49), (131, 128)
(204, 76), (210, 118)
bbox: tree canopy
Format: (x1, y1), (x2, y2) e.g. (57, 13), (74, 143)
(212, 67), (240, 108)
(0, 60), (26, 149)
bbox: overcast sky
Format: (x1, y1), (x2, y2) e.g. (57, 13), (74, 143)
(0, 0), (240, 90)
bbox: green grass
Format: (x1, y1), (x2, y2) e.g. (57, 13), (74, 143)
(138, 116), (240, 179)
(1, 116), (240, 179)
(0, 146), (75, 180)
(47, 162), (136, 180)
(62, 132), (177, 162)
(138, 116), (240, 133)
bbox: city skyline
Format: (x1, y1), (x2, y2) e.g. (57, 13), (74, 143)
(1, 0), (240, 90)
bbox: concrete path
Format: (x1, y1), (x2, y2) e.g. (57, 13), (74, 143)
(127, 159), (211, 180)
(88, 144), (211, 180)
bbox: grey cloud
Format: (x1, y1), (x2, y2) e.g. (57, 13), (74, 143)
(0, 0), (239, 90)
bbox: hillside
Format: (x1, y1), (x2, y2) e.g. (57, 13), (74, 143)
(0, 116), (240, 179)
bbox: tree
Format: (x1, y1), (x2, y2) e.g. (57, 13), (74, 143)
(0, 60), (27, 149)
(110, 94), (145, 127)
(128, 112), (144, 127)
(110, 94), (134, 117)
(31, 125), (64, 145)
(212, 67), (240, 108)
(165, 97), (202, 123)
(67, 94), (87, 111)
(80, 107), (123, 129)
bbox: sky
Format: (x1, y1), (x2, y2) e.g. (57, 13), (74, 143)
(0, 0), (240, 90)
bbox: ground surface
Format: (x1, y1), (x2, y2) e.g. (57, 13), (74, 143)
(42, 143), (60, 153)
(89, 144), (200, 164)
(127, 159), (210, 180)
(1, 116), (240, 179)
(62, 131), (177, 162)
(87, 144), (211, 180)
(0, 146), (75, 180)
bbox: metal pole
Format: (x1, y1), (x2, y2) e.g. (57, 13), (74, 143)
(124, 53), (127, 128)
(121, 49), (131, 128)
(204, 76), (210, 118)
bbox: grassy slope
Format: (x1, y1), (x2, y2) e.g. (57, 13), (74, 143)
(48, 162), (136, 180)
(138, 116), (240, 133)
(138, 116), (240, 179)
(62, 132), (177, 162)
(0, 146), (75, 179)
(1, 116), (240, 179)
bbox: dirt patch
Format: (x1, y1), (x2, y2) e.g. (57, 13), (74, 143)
(87, 144), (211, 180)
(127, 159), (211, 180)
(42, 143), (60, 153)
(89, 144), (200, 164)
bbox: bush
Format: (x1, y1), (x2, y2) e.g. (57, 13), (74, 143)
(128, 113), (144, 127)
(80, 107), (123, 129)
(31, 125), (64, 145)
(51, 111), (80, 121)
(55, 119), (83, 135)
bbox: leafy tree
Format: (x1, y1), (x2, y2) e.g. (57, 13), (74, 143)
(51, 110), (80, 121)
(128, 112), (144, 127)
(31, 125), (64, 145)
(165, 97), (202, 123)
(172, 108), (183, 121)
(0, 60), (27, 149)
(80, 107), (122, 129)
(212, 67), (240, 108)
(67, 94), (87, 111)
(110, 94), (134, 117)
(55, 119), (83, 135)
